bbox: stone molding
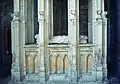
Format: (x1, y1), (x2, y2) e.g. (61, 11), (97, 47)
(11, 12), (20, 22)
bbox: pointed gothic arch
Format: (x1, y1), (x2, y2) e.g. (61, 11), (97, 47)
(86, 54), (93, 72)
(33, 55), (38, 73)
(79, 54), (86, 73)
(49, 55), (55, 73)
(63, 54), (69, 73)
(26, 55), (32, 73)
(56, 54), (62, 73)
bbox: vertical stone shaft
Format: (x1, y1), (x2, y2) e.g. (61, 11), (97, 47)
(68, 0), (78, 82)
(38, 0), (45, 82)
(11, 0), (21, 81)
(19, 0), (26, 80)
(38, 0), (49, 82)
(102, 11), (108, 81)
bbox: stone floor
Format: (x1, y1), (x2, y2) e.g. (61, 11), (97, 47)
(8, 77), (119, 84)
(8, 81), (108, 84)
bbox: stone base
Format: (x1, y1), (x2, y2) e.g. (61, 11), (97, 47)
(8, 80), (108, 84)
(8, 75), (108, 84)
(49, 74), (69, 81)
(9, 71), (108, 84)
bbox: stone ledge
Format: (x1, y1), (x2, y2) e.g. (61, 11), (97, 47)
(8, 81), (108, 84)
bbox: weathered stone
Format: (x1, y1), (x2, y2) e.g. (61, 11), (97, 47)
(10, 0), (107, 84)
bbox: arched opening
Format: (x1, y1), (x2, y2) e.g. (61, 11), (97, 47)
(49, 55), (55, 74)
(33, 55), (38, 73)
(86, 54), (93, 73)
(63, 55), (69, 73)
(79, 54), (86, 74)
(26, 56), (32, 74)
(56, 55), (62, 73)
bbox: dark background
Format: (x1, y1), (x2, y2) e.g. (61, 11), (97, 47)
(0, 0), (13, 78)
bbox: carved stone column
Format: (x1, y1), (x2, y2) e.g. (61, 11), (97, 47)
(102, 11), (108, 83)
(38, 0), (49, 82)
(92, 0), (103, 82)
(11, 11), (21, 81)
(25, 0), (34, 43)
(101, 0), (108, 83)
(68, 0), (78, 82)
(44, 0), (49, 80)
(19, 0), (26, 80)
(92, 0), (97, 44)
(95, 10), (102, 50)
(10, 1), (21, 82)
(11, 0), (26, 82)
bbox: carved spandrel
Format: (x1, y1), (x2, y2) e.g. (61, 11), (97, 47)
(49, 47), (68, 60)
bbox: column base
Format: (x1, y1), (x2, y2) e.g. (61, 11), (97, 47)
(39, 71), (46, 83)
(71, 71), (77, 83)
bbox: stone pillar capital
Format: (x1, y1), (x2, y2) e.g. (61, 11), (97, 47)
(39, 11), (44, 16)
(11, 12), (20, 21)
(38, 11), (45, 22)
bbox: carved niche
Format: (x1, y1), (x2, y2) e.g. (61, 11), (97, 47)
(63, 54), (69, 73)
(79, 54), (86, 73)
(86, 54), (93, 73)
(56, 54), (62, 73)
(25, 52), (37, 74)
(26, 55), (32, 74)
(33, 55), (38, 73)
(49, 55), (56, 74)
